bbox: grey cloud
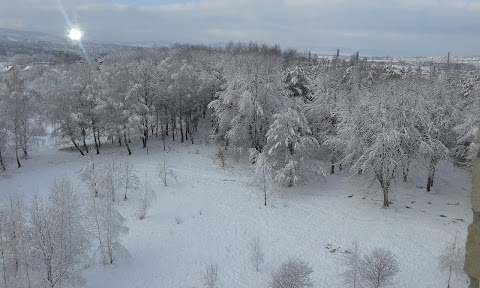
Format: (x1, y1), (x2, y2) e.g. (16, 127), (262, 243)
(1, 0), (479, 56)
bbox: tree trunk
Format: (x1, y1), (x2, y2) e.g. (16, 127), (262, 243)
(97, 128), (101, 147)
(161, 120), (166, 151)
(72, 139), (84, 156)
(124, 132), (132, 155)
(331, 152), (335, 174)
(403, 160), (410, 182)
(1, 249), (8, 288)
(185, 113), (190, 142)
(82, 128), (89, 153)
(142, 127), (148, 149)
(378, 177), (390, 207)
(166, 117), (169, 136)
(180, 115), (184, 143)
(426, 158), (436, 192)
(15, 144), (21, 168)
(264, 176), (267, 206)
(383, 189), (389, 207)
(93, 126), (100, 155)
(171, 118), (175, 142)
(0, 149), (6, 171)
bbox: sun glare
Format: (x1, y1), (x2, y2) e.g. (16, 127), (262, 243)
(68, 28), (83, 41)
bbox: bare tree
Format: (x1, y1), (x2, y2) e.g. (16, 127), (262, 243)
(138, 176), (155, 220)
(249, 235), (264, 272)
(438, 236), (464, 288)
(270, 257), (314, 288)
(360, 248), (399, 288)
(203, 263), (219, 288)
(158, 159), (177, 186)
(341, 241), (362, 288)
(121, 161), (140, 201)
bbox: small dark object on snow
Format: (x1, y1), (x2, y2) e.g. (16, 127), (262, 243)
(447, 202), (460, 206)
(428, 202), (432, 204)
(405, 206), (412, 209)
(440, 214), (447, 218)
(347, 195), (353, 198)
(454, 218), (464, 222)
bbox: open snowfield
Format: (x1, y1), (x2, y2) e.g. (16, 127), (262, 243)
(0, 124), (472, 288)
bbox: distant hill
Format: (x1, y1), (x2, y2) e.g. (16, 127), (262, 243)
(0, 28), (64, 43)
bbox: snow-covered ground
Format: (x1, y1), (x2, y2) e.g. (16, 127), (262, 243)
(0, 125), (472, 288)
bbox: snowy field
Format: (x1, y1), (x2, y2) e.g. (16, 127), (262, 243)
(0, 125), (472, 288)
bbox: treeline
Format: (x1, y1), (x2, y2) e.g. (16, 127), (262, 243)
(1, 43), (479, 207)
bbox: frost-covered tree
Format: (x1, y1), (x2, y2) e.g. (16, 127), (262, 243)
(333, 80), (408, 207)
(3, 67), (33, 167)
(91, 183), (129, 265)
(453, 72), (480, 161)
(341, 241), (362, 288)
(438, 236), (464, 288)
(131, 59), (157, 149)
(158, 159), (177, 186)
(29, 179), (90, 287)
(78, 157), (100, 197)
(209, 51), (287, 155)
(249, 235), (264, 272)
(266, 108), (324, 187)
(270, 257), (314, 288)
(138, 176), (155, 220)
(304, 58), (349, 174)
(0, 76), (7, 171)
(101, 56), (141, 155)
(120, 161), (140, 201)
(87, 158), (129, 265)
(250, 149), (273, 206)
(0, 193), (31, 288)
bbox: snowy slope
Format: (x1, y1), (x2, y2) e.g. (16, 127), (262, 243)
(0, 124), (472, 288)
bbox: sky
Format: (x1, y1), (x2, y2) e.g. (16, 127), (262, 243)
(1, 0), (480, 57)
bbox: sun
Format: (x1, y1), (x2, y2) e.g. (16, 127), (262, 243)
(68, 28), (83, 41)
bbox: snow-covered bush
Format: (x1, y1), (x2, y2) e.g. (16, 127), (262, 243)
(203, 263), (219, 288)
(270, 257), (314, 288)
(360, 248), (399, 288)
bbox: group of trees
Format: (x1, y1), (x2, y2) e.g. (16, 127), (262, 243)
(209, 47), (480, 207)
(1, 43), (479, 208)
(0, 154), (163, 287)
(0, 181), (90, 288)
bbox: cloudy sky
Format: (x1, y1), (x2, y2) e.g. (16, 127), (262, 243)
(1, 0), (480, 56)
